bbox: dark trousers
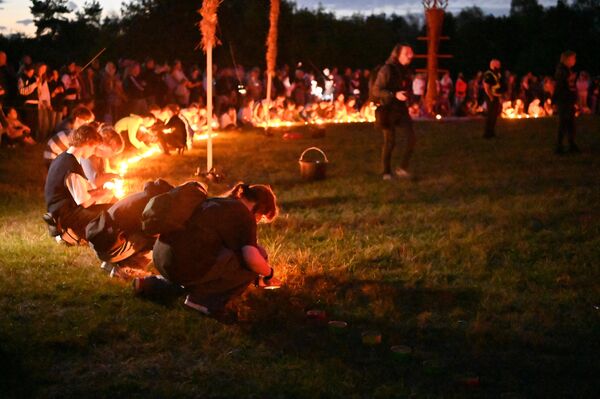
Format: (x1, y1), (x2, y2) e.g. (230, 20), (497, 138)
(484, 97), (500, 138)
(22, 103), (39, 140)
(382, 123), (416, 174)
(557, 107), (576, 148)
(152, 249), (256, 312)
(59, 204), (112, 241)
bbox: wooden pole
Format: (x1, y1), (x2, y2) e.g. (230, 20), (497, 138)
(199, 0), (220, 172)
(206, 45), (213, 171)
(265, 0), (280, 131)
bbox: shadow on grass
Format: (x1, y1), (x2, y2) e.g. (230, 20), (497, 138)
(225, 275), (485, 397)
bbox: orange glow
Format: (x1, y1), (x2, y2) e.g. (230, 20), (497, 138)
(103, 178), (125, 199)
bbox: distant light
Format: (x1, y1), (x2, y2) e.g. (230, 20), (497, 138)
(435, 114), (442, 120)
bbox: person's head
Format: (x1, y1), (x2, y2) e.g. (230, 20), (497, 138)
(24, 64), (35, 78)
(36, 63), (47, 77)
(67, 62), (77, 74)
(71, 106), (95, 129)
(388, 43), (414, 66)
(145, 58), (155, 70)
(164, 104), (179, 119)
(148, 104), (162, 120)
(225, 183), (279, 223)
(141, 113), (156, 128)
(560, 50), (576, 68)
(96, 125), (125, 158)
(129, 63), (141, 76)
(70, 124), (103, 157)
(490, 59), (501, 71)
(105, 61), (116, 76)
(7, 107), (18, 119)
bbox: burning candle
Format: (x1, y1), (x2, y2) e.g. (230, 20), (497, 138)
(361, 331), (382, 346)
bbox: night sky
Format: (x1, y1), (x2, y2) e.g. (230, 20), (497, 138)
(0, 0), (560, 35)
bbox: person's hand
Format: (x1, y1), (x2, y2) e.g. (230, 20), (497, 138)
(258, 275), (282, 289)
(256, 244), (269, 261)
(395, 91), (408, 102)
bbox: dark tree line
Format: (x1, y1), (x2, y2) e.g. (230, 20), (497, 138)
(0, 0), (598, 76)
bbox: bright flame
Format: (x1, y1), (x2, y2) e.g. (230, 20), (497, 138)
(502, 98), (553, 119)
(104, 178), (125, 199)
(117, 146), (162, 176)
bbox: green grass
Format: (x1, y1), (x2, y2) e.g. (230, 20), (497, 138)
(1, 116), (599, 398)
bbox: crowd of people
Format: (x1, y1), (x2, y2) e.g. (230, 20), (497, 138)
(2, 49), (598, 150)
(0, 44), (592, 319)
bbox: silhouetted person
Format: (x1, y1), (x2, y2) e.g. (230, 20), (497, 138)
(553, 50), (579, 154)
(482, 59), (505, 138)
(372, 43), (416, 180)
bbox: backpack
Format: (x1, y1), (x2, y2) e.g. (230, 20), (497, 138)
(141, 181), (208, 235)
(368, 64), (384, 104)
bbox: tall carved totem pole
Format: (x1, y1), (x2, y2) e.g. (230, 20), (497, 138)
(420, 0), (451, 115)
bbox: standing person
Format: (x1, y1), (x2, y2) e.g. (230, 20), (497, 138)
(100, 62), (126, 124)
(439, 72), (453, 116)
(61, 62), (81, 114)
(36, 63), (54, 141)
(553, 50), (579, 154)
(0, 51), (16, 107)
(454, 72), (467, 114)
(123, 62), (147, 115)
(576, 71), (590, 113)
(17, 64), (39, 140)
(482, 59), (505, 139)
(48, 69), (66, 129)
(372, 43), (416, 180)
(411, 73), (426, 110)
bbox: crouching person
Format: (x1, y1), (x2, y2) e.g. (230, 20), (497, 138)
(44, 124), (115, 244)
(85, 179), (174, 275)
(135, 183), (281, 321)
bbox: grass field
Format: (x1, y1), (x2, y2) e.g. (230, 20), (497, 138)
(1, 116), (599, 398)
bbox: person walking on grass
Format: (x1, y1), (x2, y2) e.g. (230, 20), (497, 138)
(372, 43), (416, 181)
(553, 50), (579, 154)
(482, 59), (505, 139)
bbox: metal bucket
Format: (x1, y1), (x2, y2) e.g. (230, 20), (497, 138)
(299, 147), (329, 181)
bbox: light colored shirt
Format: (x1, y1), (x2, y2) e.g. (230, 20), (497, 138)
(115, 114), (145, 150)
(65, 173), (93, 206)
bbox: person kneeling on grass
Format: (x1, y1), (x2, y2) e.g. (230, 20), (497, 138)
(44, 124), (116, 243)
(134, 183), (281, 320)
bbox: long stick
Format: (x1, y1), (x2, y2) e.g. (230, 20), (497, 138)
(79, 48), (106, 74)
